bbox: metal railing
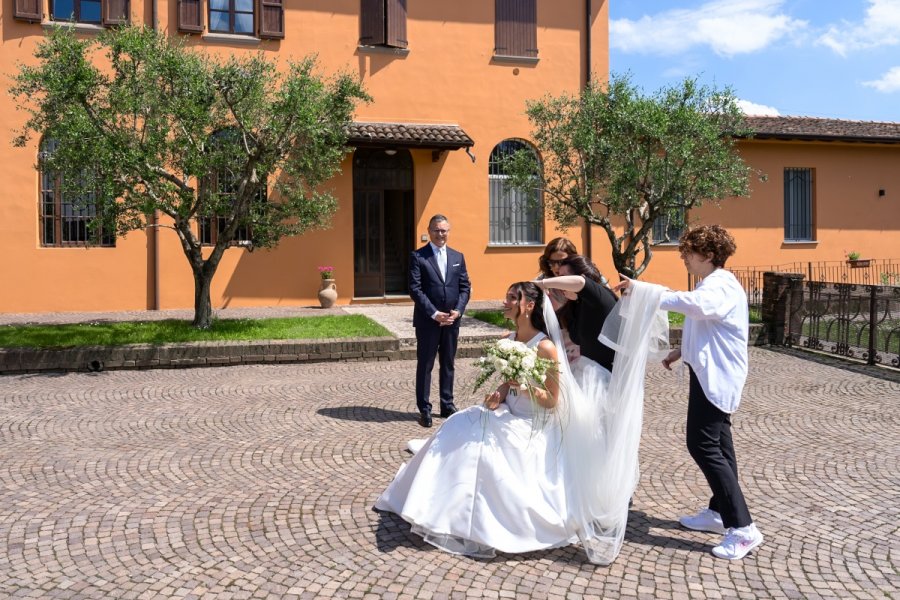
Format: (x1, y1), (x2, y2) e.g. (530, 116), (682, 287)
(691, 259), (900, 308)
(784, 281), (900, 368)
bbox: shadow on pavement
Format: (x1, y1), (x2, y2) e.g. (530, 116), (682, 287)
(625, 510), (711, 553)
(765, 345), (900, 383)
(317, 406), (416, 423)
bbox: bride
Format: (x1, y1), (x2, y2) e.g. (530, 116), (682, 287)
(374, 280), (667, 564)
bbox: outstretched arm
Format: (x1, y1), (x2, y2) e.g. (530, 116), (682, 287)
(533, 275), (586, 293)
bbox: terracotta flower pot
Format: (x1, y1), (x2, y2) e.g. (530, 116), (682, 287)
(318, 278), (337, 308)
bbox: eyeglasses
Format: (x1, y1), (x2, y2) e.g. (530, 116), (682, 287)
(547, 259), (565, 266)
(430, 229), (450, 235)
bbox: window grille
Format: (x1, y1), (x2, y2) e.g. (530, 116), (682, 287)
(784, 167), (814, 241)
(488, 140), (542, 245)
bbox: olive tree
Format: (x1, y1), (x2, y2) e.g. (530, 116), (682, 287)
(12, 25), (369, 327)
(506, 74), (754, 278)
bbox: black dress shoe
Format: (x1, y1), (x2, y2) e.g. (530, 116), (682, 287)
(418, 413), (433, 428)
(439, 405), (458, 418)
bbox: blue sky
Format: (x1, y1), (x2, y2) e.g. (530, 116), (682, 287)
(609, 0), (900, 122)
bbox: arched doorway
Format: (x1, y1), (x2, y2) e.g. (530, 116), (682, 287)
(352, 149), (415, 297)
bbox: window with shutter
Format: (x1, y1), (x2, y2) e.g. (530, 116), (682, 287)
(258, 0), (284, 39)
(359, 0), (407, 48)
(14, 0), (42, 22)
(495, 0), (537, 59)
(178, 0), (204, 33)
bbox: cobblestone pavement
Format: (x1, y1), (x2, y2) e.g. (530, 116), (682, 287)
(1, 347), (898, 599)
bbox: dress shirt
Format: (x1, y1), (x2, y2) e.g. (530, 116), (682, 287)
(659, 269), (749, 414)
(430, 242), (448, 320)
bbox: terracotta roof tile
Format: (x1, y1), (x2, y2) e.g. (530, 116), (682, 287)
(347, 122), (474, 149)
(744, 116), (900, 144)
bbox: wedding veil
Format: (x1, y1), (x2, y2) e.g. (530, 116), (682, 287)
(541, 280), (668, 565)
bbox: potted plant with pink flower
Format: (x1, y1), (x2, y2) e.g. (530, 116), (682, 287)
(317, 266), (338, 308)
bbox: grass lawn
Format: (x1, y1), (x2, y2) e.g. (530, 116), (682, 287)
(0, 315), (391, 349)
(471, 307), (761, 329)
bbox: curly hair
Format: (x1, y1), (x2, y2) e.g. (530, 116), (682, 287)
(507, 282), (548, 336)
(678, 225), (737, 268)
(538, 237), (578, 278)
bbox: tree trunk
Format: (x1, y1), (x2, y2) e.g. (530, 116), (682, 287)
(192, 268), (213, 329)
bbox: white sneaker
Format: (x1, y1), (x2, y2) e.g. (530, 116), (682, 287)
(679, 508), (726, 534)
(712, 524), (764, 560)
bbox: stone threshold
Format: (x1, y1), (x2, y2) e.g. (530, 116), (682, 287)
(0, 325), (767, 375)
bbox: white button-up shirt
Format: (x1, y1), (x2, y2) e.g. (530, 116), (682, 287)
(659, 269), (749, 414)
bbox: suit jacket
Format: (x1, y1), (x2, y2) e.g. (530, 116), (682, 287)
(409, 244), (471, 329)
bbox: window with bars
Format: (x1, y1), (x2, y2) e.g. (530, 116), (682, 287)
(784, 167), (814, 241)
(494, 0), (537, 59)
(198, 170), (267, 247)
(39, 139), (115, 248)
(488, 140), (542, 245)
(652, 206), (686, 245)
(359, 0), (407, 48)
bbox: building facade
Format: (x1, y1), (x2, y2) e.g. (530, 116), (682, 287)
(2, 1), (898, 315)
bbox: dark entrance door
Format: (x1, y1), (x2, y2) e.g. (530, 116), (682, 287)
(353, 149), (415, 297)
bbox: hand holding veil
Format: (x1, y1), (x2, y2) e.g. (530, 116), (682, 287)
(541, 279), (668, 565)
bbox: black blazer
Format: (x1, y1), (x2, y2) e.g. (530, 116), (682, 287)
(409, 244), (471, 329)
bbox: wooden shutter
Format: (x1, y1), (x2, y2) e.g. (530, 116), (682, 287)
(14, 0), (42, 22)
(102, 0), (129, 26)
(178, 0), (203, 33)
(385, 0), (407, 48)
(359, 0), (385, 46)
(258, 0), (284, 39)
(495, 0), (537, 58)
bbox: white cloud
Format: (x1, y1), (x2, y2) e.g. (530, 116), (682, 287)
(863, 66), (900, 92)
(611, 0), (806, 57)
(737, 99), (781, 115)
(817, 0), (900, 56)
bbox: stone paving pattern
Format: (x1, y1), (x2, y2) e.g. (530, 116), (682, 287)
(1, 346), (898, 599)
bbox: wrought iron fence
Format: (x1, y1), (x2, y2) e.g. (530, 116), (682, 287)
(691, 258), (900, 308)
(784, 281), (900, 368)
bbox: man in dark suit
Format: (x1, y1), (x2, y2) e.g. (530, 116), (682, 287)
(409, 214), (471, 428)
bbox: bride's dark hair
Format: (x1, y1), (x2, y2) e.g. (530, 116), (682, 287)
(508, 282), (548, 336)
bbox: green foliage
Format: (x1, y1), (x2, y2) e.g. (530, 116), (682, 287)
(0, 315), (390, 349)
(469, 309), (515, 330)
(12, 25), (370, 327)
(505, 73), (754, 278)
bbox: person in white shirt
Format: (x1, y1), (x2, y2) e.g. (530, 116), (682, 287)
(614, 224), (763, 561)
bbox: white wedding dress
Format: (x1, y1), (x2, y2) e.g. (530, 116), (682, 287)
(374, 332), (578, 557)
(375, 282), (668, 563)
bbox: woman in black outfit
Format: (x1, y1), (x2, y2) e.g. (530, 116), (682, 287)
(534, 255), (618, 373)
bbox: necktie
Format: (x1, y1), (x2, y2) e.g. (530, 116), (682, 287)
(437, 247), (447, 280)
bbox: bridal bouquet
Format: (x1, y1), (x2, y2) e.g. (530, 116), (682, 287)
(473, 338), (556, 393)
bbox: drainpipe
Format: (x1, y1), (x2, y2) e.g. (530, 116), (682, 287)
(583, 0), (593, 261)
(150, 2), (160, 310)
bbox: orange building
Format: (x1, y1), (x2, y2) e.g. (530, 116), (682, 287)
(1, 1), (898, 315)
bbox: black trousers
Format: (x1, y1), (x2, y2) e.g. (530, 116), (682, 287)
(686, 367), (753, 529)
(414, 322), (459, 415)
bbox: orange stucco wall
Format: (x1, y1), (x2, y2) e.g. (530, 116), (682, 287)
(1, 0), (604, 312)
(640, 139), (900, 291)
